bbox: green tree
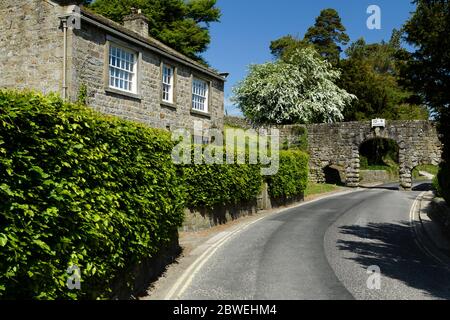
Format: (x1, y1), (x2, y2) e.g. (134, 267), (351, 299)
(232, 48), (356, 125)
(304, 8), (350, 65)
(269, 35), (312, 61)
(87, 0), (221, 61)
(339, 33), (429, 121)
(403, 0), (450, 203)
(403, 0), (450, 116)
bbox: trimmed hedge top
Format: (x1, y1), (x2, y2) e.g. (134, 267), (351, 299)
(183, 148), (263, 209)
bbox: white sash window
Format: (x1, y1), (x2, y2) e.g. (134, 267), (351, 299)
(192, 78), (209, 112)
(109, 45), (137, 93)
(162, 64), (174, 103)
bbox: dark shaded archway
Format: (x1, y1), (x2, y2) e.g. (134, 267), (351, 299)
(359, 138), (399, 167)
(323, 165), (345, 185)
(358, 138), (400, 186)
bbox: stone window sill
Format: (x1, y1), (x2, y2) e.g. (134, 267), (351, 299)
(105, 87), (142, 100)
(161, 101), (177, 110)
(191, 109), (211, 119)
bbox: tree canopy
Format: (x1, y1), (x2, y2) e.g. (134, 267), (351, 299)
(270, 8), (349, 65)
(403, 0), (450, 117)
(269, 12), (428, 123)
(403, 0), (450, 203)
(304, 8), (350, 65)
(232, 48), (356, 125)
(86, 0), (221, 62)
(269, 35), (312, 62)
(338, 32), (428, 121)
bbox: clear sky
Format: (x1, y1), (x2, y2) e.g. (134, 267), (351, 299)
(202, 0), (417, 116)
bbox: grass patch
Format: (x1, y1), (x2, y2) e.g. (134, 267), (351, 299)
(412, 164), (439, 179)
(304, 182), (339, 197)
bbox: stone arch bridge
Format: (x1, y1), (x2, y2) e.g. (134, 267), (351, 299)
(225, 116), (442, 190)
(224, 116), (442, 191)
(279, 120), (442, 191)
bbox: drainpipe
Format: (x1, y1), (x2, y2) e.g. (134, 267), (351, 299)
(59, 5), (80, 101)
(62, 18), (68, 100)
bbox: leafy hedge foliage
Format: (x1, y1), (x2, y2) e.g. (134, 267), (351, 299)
(433, 174), (441, 197)
(183, 148), (263, 209)
(266, 150), (309, 198)
(0, 91), (185, 299)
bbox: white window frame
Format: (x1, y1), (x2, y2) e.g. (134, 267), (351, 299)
(192, 77), (209, 113)
(108, 44), (138, 94)
(162, 64), (175, 104)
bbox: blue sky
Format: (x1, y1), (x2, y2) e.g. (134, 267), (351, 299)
(202, 0), (417, 116)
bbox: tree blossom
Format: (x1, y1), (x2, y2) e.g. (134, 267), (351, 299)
(232, 47), (356, 125)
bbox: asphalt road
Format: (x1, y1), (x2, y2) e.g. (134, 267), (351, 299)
(180, 182), (450, 300)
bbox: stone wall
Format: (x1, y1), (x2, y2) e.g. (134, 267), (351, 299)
(223, 116), (307, 150)
(360, 170), (396, 185)
(0, 0), (65, 94)
(223, 117), (442, 191)
(70, 20), (225, 131)
(305, 120), (442, 190)
(182, 183), (303, 232)
(0, 1), (225, 132)
(224, 115), (252, 129)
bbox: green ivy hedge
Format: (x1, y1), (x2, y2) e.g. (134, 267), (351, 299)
(266, 150), (309, 199)
(183, 148), (263, 209)
(0, 91), (185, 299)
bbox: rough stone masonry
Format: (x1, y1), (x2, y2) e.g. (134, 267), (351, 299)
(224, 116), (442, 191)
(296, 120), (441, 191)
(0, 0), (226, 132)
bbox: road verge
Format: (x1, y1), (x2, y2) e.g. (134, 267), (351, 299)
(411, 191), (450, 265)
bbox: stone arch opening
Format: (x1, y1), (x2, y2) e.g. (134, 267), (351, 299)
(409, 163), (438, 191)
(323, 165), (345, 186)
(358, 137), (401, 187)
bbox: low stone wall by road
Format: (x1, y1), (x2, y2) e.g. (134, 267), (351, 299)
(360, 170), (396, 184)
(182, 183), (304, 232)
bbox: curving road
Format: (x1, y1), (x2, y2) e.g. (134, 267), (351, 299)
(179, 182), (450, 300)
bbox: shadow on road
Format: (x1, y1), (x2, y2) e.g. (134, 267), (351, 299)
(412, 182), (434, 191)
(337, 221), (450, 299)
(359, 185), (400, 191)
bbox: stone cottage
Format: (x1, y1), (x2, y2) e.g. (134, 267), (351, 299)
(0, 0), (226, 131)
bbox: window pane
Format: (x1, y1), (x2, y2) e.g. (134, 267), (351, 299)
(162, 65), (174, 103)
(192, 78), (208, 111)
(109, 45), (137, 92)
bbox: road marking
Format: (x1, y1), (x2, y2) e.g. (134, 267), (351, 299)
(165, 188), (360, 300)
(409, 191), (447, 265)
(165, 215), (266, 300)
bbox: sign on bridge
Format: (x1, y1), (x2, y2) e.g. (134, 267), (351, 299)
(372, 119), (386, 128)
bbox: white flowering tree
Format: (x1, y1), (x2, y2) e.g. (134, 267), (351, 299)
(232, 47), (356, 125)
